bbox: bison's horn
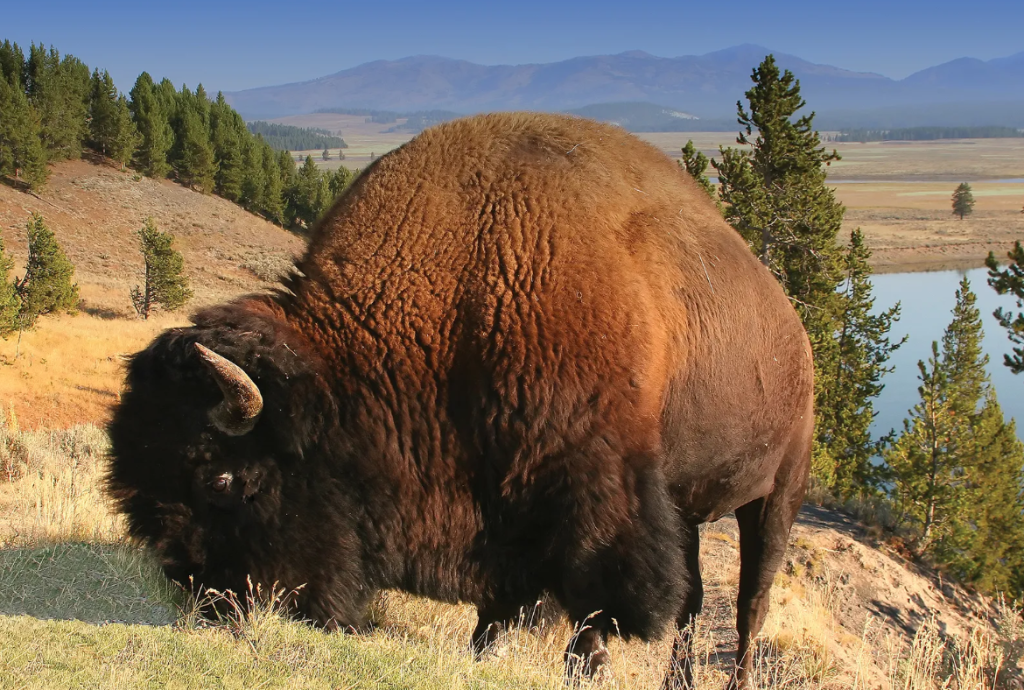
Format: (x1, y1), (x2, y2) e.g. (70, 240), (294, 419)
(194, 343), (264, 436)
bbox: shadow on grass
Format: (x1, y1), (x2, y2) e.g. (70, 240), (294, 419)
(0, 542), (179, 625)
(78, 301), (130, 321)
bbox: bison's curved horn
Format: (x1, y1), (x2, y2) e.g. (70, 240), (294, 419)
(194, 343), (264, 436)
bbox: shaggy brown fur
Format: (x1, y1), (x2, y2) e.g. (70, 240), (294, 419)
(107, 113), (813, 688)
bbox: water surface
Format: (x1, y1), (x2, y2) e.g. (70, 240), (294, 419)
(869, 267), (1024, 440)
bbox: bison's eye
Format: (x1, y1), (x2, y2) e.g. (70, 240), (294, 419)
(211, 474), (231, 493)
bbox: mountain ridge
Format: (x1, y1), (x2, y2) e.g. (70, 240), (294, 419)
(223, 45), (1024, 124)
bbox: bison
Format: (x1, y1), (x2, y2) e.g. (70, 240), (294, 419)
(107, 112), (813, 688)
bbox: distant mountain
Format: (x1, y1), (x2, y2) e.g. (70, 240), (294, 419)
(223, 46), (1024, 128)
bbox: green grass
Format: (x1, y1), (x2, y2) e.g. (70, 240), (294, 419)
(0, 614), (558, 689)
(0, 543), (177, 625)
(0, 543), (560, 690)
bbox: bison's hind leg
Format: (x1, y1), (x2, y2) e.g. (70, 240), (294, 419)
(558, 460), (688, 682)
(730, 441), (810, 688)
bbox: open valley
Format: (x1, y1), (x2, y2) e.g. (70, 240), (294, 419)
(280, 113), (1024, 273)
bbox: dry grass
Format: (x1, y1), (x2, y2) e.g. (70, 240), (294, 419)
(0, 311), (182, 430)
(2, 413), (1022, 688)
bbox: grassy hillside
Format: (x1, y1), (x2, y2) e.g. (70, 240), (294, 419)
(0, 158), (305, 429)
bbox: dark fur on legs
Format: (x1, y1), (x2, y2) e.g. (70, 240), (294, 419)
(661, 522), (703, 689)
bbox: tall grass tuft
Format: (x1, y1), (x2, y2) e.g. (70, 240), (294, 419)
(0, 408), (122, 546)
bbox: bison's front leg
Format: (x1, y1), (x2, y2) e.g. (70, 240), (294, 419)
(565, 624), (610, 682)
(661, 522), (704, 690)
(471, 599), (543, 657)
(558, 458), (687, 684)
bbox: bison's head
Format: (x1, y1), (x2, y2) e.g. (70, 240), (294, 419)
(106, 302), (368, 628)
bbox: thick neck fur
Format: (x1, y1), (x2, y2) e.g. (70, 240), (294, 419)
(201, 294), (491, 612)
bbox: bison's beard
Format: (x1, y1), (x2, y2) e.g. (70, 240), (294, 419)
(150, 499), (374, 632)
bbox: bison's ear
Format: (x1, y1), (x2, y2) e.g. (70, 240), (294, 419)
(195, 343), (264, 436)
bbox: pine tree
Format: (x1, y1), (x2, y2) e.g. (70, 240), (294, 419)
(941, 278), (988, 414)
(240, 137), (267, 213)
(711, 54), (884, 487)
(278, 149), (296, 190)
(986, 242), (1024, 375)
(712, 55), (843, 300)
(952, 182), (975, 220)
(170, 85), (215, 192)
(88, 69), (119, 156)
(260, 140), (284, 223)
(0, 40), (26, 89)
(322, 147), (330, 161)
(128, 73), (172, 178)
(957, 392), (1024, 594)
(26, 45), (90, 162)
(0, 76), (48, 189)
(109, 95), (139, 170)
(679, 140), (716, 201)
(329, 165), (354, 199)
(209, 92), (245, 201)
(816, 229), (905, 499)
(130, 218), (192, 319)
(0, 232), (21, 337)
(887, 278), (986, 559)
(13, 213), (79, 328)
(289, 155), (325, 229)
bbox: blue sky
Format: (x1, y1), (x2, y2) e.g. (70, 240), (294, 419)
(4, 0), (1022, 94)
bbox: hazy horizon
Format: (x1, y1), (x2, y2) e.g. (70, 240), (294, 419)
(3, 0), (1022, 96)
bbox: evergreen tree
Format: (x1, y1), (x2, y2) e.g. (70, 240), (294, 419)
(679, 140), (716, 200)
(712, 55), (843, 300)
(88, 69), (119, 156)
(289, 155), (325, 229)
(240, 137), (267, 213)
(260, 140), (284, 223)
(0, 232), (21, 337)
(0, 40), (26, 89)
(329, 165), (354, 199)
(26, 45), (90, 162)
(816, 229), (905, 498)
(108, 95), (139, 170)
(209, 92), (245, 201)
(322, 147), (330, 161)
(0, 76), (48, 189)
(130, 218), (192, 319)
(952, 182), (975, 220)
(128, 73), (172, 178)
(957, 393), (1024, 595)
(278, 149), (296, 189)
(711, 55), (894, 488)
(169, 85), (215, 192)
(886, 279), (986, 559)
(887, 345), (968, 558)
(986, 242), (1024, 375)
(13, 213), (79, 328)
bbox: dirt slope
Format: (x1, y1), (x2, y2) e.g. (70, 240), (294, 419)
(691, 505), (1017, 688)
(0, 159), (304, 313)
(0, 159), (305, 429)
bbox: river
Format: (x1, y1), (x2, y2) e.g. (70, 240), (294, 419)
(869, 266), (1024, 440)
